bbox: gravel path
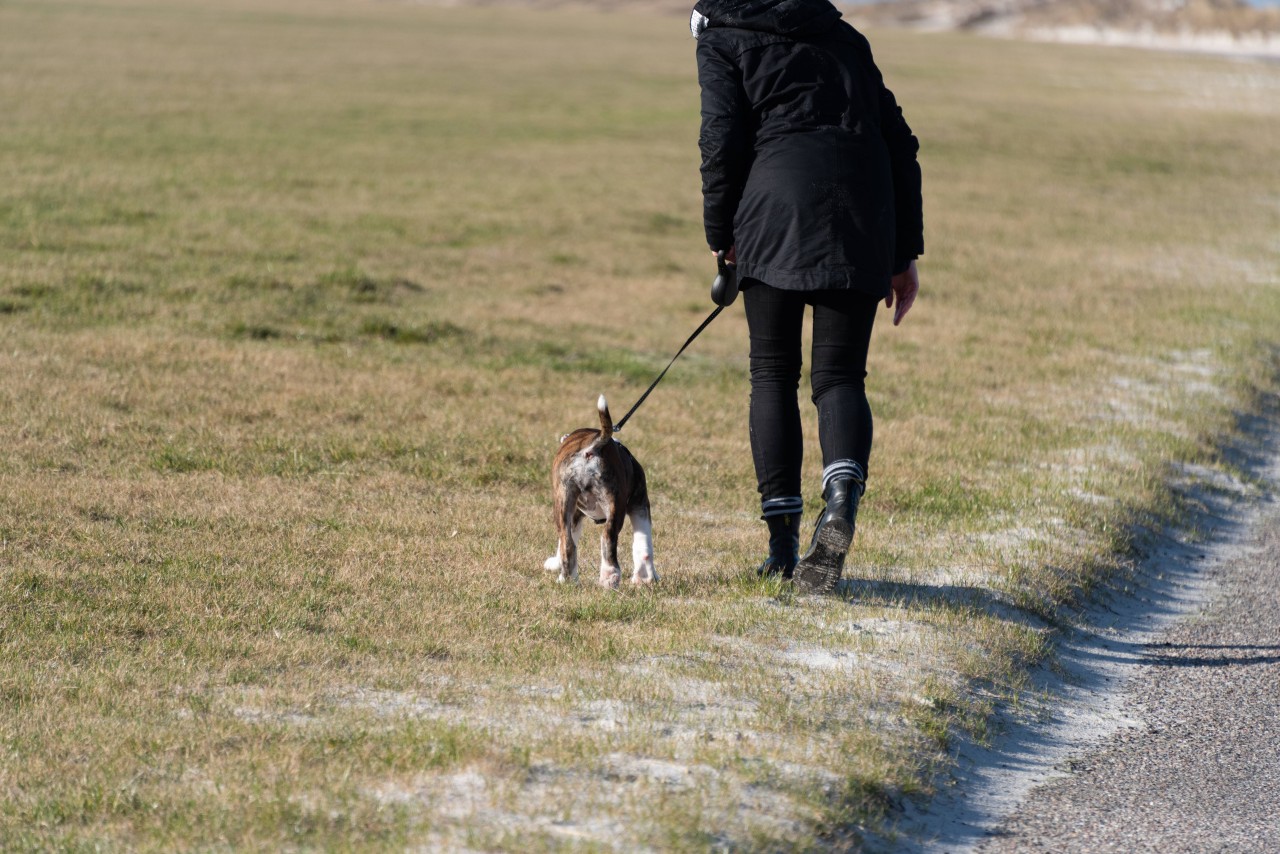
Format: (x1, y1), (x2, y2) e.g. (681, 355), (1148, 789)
(977, 468), (1280, 851)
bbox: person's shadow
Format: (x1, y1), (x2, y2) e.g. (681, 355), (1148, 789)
(835, 577), (1045, 628)
(1136, 641), (1280, 668)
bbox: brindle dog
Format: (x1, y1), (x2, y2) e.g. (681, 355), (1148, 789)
(543, 396), (656, 588)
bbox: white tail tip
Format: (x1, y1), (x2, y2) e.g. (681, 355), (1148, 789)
(597, 394), (608, 413)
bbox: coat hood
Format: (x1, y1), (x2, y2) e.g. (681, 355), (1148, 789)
(691, 0), (843, 38)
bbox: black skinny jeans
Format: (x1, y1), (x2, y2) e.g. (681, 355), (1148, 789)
(743, 281), (879, 514)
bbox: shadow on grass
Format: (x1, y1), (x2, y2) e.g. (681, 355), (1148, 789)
(836, 577), (1048, 629)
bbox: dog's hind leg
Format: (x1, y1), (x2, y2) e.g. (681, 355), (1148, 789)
(544, 513), (584, 579)
(598, 510), (624, 589)
(629, 503), (657, 584)
(549, 495), (584, 584)
(546, 489), (567, 574)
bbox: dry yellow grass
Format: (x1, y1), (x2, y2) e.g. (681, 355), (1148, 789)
(1, 0), (1278, 849)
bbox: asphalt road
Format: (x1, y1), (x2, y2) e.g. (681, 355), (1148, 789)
(976, 487), (1280, 852)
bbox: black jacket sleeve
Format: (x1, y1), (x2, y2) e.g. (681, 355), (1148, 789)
(697, 39), (754, 251)
(878, 84), (923, 274)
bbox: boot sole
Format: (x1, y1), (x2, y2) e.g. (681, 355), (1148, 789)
(793, 519), (852, 594)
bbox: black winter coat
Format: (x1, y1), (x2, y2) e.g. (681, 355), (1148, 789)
(694, 0), (923, 295)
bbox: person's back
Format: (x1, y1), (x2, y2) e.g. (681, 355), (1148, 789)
(695, 0), (921, 293)
(714, 23), (885, 143)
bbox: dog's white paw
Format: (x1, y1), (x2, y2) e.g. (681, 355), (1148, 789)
(544, 555), (561, 572)
(631, 561), (658, 585)
(598, 565), (621, 589)
(630, 528), (655, 585)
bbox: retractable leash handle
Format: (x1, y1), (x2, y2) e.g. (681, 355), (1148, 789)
(711, 249), (739, 307)
(614, 253), (732, 432)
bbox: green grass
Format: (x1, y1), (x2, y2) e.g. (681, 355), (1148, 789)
(2, 0), (1279, 849)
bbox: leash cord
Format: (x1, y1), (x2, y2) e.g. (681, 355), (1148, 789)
(613, 305), (723, 433)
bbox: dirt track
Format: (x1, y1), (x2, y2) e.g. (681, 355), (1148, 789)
(976, 448), (1280, 852)
(892, 405), (1280, 852)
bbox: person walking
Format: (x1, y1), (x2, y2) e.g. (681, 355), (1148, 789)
(692, 0), (923, 592)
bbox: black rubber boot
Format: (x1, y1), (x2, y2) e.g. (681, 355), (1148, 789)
(757, 513), (801, 580)
(794, 477), (863, 594)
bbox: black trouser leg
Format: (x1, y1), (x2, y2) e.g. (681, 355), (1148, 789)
(744, 283), (879, 512)
(744, 283), (805, 520)
(809, 288), (879, 482)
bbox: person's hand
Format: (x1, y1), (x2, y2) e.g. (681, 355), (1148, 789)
(710, 246), (737, 265)
(886, 260), (918, 326)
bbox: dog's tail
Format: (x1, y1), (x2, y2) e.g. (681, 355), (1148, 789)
(595, 394), (614, 445)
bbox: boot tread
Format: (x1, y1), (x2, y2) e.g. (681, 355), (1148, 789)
(794, 518), (852, 594)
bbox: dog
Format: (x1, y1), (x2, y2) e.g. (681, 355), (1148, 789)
(543, 395), (657, 588)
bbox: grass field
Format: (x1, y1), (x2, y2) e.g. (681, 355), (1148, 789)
(2, 0), (1279, 849)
